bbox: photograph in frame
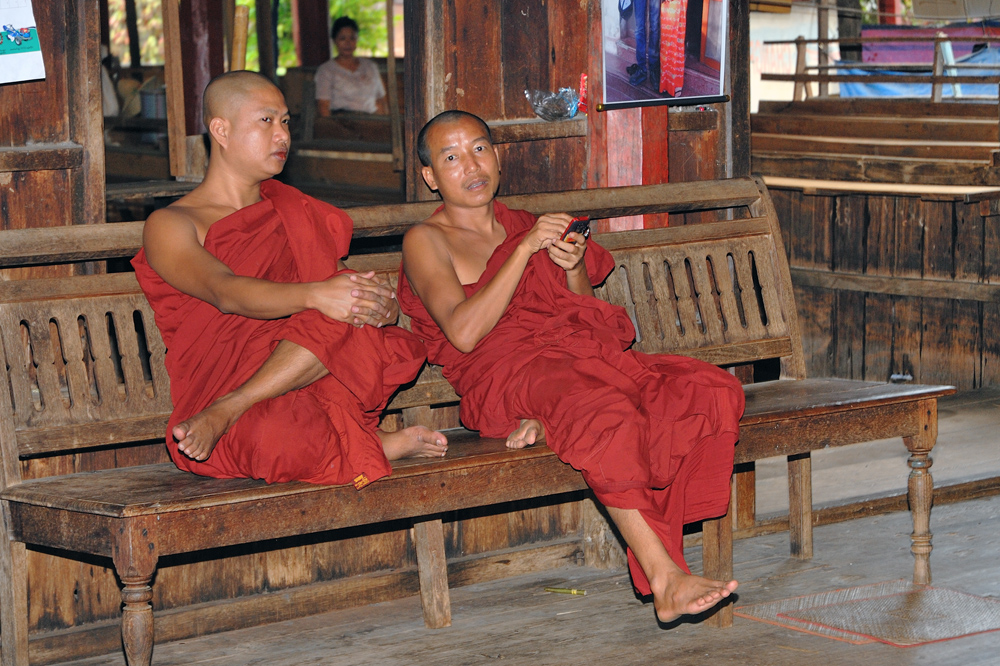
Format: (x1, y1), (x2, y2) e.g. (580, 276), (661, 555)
(601, 0), (728, 110)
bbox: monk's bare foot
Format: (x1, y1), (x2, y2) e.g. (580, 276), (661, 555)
(651, 573), (738, 623)
(506, 419), (545, 449)
(173, 396), (243, 462)
(378, 426), (448, 460)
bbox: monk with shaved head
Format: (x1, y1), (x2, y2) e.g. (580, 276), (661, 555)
(131, 71), (446, 489)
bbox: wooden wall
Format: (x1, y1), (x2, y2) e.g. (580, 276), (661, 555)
(773, 185), (1000, 390)
(0, 0), (105, 280)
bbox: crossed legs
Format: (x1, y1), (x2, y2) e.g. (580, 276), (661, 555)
(173, 339), (447, 463)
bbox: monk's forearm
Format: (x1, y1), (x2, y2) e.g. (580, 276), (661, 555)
(444, 243), (534, 352)
(212, 275), (312, 319)
(566, 264), (594, 297)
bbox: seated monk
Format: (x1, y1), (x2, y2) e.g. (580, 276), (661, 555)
(131, 70), (447, 489)
(397, 110), (745, 623)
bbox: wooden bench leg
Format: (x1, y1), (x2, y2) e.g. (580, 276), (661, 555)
(582, 493), (627, 569)
(904, 399), (937, 585)
(0, 538), (29, 666)
(734, 462), (756, 531)
(702, 493), (734, 628)
(787, 452), (813, 559)
(119, 570), (156, 666)
(413, 517), (452, 628)
(113, 524), (158, 666)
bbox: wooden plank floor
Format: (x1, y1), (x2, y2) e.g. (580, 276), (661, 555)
(57, 389), (1000, 666)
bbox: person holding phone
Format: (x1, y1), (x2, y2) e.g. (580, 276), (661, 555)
(397, 110), (744, 625)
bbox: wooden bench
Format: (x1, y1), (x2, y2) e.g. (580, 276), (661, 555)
(0, 177), (953, 665)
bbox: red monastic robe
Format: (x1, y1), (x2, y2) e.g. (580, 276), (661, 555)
(132, 180), (425, 488)
(397, 202), (745, 594)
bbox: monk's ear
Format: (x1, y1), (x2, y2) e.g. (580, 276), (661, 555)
(493, 145), (501, 172)
(207, 117), (229, 148)
(421, 165), (439, 192)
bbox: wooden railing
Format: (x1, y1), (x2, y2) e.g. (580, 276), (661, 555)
(762, 35), (1000, 102)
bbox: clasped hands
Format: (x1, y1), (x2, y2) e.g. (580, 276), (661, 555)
(311, 271), (398, 328)
(523, 213), (588, 273)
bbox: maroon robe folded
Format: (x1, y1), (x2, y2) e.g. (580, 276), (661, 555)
(132, 180), (425, 488)
(397, 201), (745, 594)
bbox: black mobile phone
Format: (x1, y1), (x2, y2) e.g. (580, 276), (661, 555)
(560, 216), (591, 242)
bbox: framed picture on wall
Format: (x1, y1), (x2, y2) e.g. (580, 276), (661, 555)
(600, 0), (728, 110)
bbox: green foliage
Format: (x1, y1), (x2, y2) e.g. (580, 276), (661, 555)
(329, 0), (392, 56)
(860, 0), (914, 25)
(107, 0), (163, 66)
(106, 0), (396, 72)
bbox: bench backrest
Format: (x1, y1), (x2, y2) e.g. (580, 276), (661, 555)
(0, 177), (803, 484)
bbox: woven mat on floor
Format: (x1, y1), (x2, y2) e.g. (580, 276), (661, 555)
(734, 580), (918, 644)
(736, 580), (1000, 647)
(778, 585), (1000, 647)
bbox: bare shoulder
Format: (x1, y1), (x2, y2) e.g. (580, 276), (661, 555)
(402, 216), (454, 273)
(403, 215), (449, 254)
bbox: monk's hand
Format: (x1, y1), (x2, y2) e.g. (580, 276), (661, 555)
(547, 230), (587, 273)
(521, 213), (573, 254)
(311, 272), (395, 327)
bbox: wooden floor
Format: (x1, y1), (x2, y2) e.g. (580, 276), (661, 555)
(58, 389), (1000, 666)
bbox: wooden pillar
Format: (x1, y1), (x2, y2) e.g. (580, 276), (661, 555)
(257, 0), (278, 81)
(124, 0), (142, 67)
(404, 0), (446, 201)
(99, 0), (111, 50)
(178, 0), (225, 135)
(292, 0), (330, 68)
(730, 0), (750, 177)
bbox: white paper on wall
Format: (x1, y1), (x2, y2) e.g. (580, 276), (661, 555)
(0, 0), (45, 85)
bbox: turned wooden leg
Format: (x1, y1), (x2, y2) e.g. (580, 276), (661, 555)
(702, 490), (734, 628)
(120, 574), (155, 666)
(413, 516), (451, 628)
(904, 399), (937, 585)
(787, 452), (813, 559)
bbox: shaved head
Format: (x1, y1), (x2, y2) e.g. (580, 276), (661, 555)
(203, 70), (280, 127)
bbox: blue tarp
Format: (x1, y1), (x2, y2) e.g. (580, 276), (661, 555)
(839, 46), (1000, 98)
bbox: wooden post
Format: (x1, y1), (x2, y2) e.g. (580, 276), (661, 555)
(291, 0), (331, 67)
(257, 0), (277, 81)
(223, 0), (236, 70)
(124, 0), (142, 68)
(386, 0), (404, 171)
(412, 517), (452, 629)
(702, 504), (734, 628)
(787, 452), (814, 559)
(932, 39), (944, 103)
(817, 0), (830, 97)
(794, 36), (808, 101)
(582, 494), (628, 569)
(162, 0), (189, 178)
(230, 5), (250, 72)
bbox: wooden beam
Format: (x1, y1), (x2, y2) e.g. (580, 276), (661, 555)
(487, 117), (587, 144)
(0, 143), (84, 172)
(791, 266), (1000, 302)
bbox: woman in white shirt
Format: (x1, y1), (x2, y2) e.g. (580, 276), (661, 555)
(314, 17), (387, 115)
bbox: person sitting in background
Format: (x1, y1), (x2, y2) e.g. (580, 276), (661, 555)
(315, 16), (387, 116)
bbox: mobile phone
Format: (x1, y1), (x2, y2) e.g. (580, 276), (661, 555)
(560, 216), (591, 242)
